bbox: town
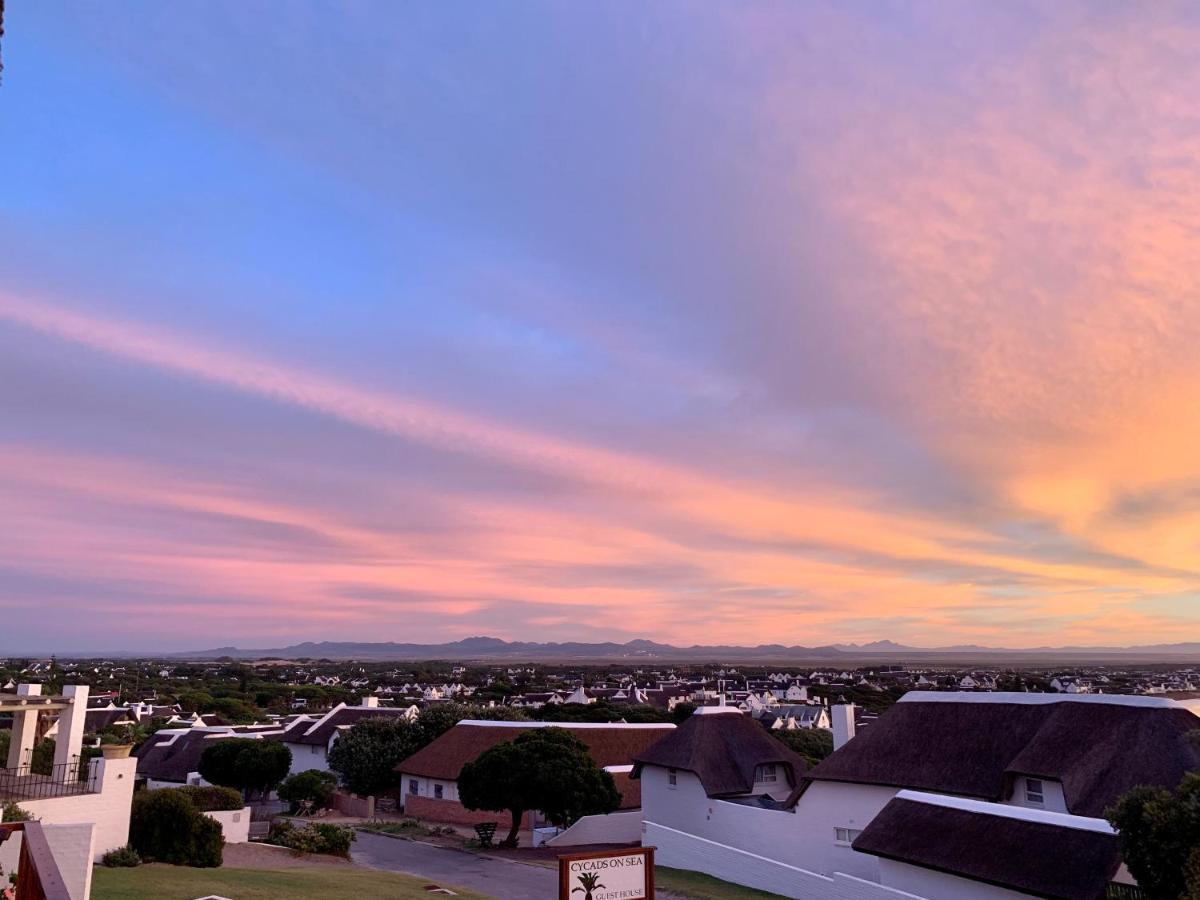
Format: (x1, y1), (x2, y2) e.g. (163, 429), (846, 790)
(6, 2), (1200, 899)
(2, 652), (1198, 898)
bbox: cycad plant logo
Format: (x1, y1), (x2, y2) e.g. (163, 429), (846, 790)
(572, 871), (606, 900)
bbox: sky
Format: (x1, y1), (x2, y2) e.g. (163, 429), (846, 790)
(3, 2), (1200, 651)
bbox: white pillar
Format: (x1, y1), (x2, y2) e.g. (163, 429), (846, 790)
(54, 684), (90, 782)
(360, 695), (379, 708)
(7, 683), (42, 769)
(831, 703), (856, 750)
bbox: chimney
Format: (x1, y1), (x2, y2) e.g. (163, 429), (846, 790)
(831, 702), (856, 750)
(361, 695), (379, 708)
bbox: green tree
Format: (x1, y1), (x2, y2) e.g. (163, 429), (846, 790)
(198, 739), (292, 799)
(1107, 772), (1200, 899)
(279, 769), (339, 814)
(412, 702), (526, 746)
(458, 727), (620, 847)
(774, 728), (834, 767)
(328, 718), (420, 796)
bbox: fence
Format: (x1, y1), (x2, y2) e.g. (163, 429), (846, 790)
(0, 757), (100, 802)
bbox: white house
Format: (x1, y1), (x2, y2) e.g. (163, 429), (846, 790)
(636, 693), (1194, 899)
(279, 697), (419, 775)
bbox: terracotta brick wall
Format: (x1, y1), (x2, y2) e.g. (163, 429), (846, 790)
(403, 794), (531, 830)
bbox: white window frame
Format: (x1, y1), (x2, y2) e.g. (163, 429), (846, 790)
(667, 768), (678, 788)
(1025, 777), (1045, 805)
(833, 827), (862, 845)
(757, 763), (778, 784)
(408, 779), (418, 796)
(433, 783), (444, 800)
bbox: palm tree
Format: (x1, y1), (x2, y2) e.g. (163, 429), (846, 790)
(572, 871), (606, 900)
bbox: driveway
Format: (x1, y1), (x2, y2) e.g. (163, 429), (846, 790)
(351, 831), (555, 898)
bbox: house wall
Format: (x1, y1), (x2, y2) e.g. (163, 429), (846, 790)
(0, 824), (96, 900)
(790, 781), (898, 878)
(204, 807), (251, 843)
(1002, 776), (1067, 813)
(17, 757), (137, 860)
(402, 773), (460, 803)
(877, 858), (1030, 900)
(284, 742), (330, 774)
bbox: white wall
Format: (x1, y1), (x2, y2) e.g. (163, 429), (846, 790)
(1002, 776), (1067, 813)
(877, 859), (1030, 900)
(547, 810), (643, 847)
(284, 742), (330, 774)
(205, 807), (252, 843)
(43, 823), (96, 900)
(17, 757), (137, 860)
(0, 823), (96, 900)
(645, 821), (929, 900)
(790, 781), (897, 878)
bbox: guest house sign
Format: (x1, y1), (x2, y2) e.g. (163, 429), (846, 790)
(558, 847), (655, 900)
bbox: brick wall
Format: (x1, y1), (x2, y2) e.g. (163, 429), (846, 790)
(403, 794), (531, 830)
(331, 790), (375, 818)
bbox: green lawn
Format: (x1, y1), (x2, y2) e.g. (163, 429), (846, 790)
(656, 866), (787, 899)
(91, 864), (493, 900)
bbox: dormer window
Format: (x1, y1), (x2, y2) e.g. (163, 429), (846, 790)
(1025, 778), (1045, 805)
(757, 763), (778, 784)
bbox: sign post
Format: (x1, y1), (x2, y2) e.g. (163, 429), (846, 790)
(558, 847), (655, 900)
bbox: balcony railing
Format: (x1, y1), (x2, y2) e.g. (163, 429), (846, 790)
(0, 821), (74, 900)
(0, 756), (99, 802)
(1106, 883), (1147, 899)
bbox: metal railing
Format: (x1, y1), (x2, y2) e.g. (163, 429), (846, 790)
(0, 755), (100, 801)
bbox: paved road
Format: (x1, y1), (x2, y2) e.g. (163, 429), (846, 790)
(352, 831), (556, 899)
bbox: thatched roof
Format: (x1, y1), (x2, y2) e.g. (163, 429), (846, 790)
(804, 692), (1200, 816)
(632, 709), (807, 797)
(853, 793), (1122, 900)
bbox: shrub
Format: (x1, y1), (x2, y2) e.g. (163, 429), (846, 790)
(268, 820), (355, 857)
(278, 769), (338, 814)
(175, 785), (245, 812)
(100, 846), (141, 868)
(129, 789), (224, 867)
(0, 802), (33, 823)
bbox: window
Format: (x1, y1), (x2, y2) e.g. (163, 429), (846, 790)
(834, 828), (862, 845)
(434, 783), (444, 800)
(408, 779), (418, 796)
(1025, 778), (1045, 805)
(757, 764), (778, 784)
(667, 768), (677, 787)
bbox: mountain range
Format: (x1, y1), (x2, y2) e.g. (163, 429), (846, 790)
(166, 635), (1200, 662)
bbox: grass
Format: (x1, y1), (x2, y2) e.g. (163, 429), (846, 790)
(91, 864), (493, 900)
(358, 818), (456, 838)
(655, 866), (788, 899)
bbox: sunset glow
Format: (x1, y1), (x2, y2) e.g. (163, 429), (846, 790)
(3, 3), (1200, 650)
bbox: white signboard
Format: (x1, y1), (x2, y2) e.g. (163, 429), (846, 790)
(558, 847), (654, 900)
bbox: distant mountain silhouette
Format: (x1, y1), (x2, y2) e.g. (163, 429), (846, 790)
(168, 636), (1200, 662)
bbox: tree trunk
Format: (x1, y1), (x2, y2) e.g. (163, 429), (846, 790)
(502, 808), (523, 847)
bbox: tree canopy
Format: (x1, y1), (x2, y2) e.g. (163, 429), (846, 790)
(773, 728), (833, 767)
(458, 726), (620, 847)
(1107, 771), (1200, 899)
(198, 739), (292, 799)
(328, 718), (420, 797)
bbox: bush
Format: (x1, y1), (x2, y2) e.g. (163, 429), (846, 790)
(175, 785), (245, 812)
(0, 802), (33, 823)
(100, 846), (141, 868)
(198, 739), (292, 799)
(278, 769), (338, 814)
(129, 789), (224, 867)
(268, 820), (355, 857)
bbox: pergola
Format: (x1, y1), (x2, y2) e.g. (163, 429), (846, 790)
(0, 684), (90, 782)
